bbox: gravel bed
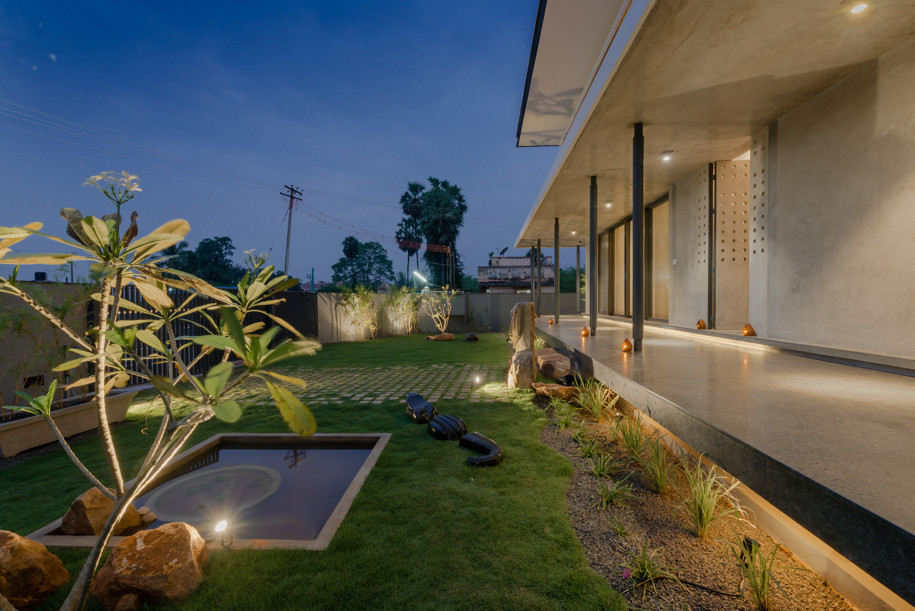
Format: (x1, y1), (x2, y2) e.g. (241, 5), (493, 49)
(537, 399), (856, 611)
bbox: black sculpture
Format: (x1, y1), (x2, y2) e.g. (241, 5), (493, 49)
(428, 414), (467, 440)
(459, 432), (503, 467)
(405, 392), (437, 424)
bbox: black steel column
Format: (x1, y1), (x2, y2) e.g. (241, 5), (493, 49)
(632, 122), (645, 351)
(554, 217), (560, 322)
(576, 244), (581, 315)
(536, 238), (542, 315)
(589, 176), (598, 336)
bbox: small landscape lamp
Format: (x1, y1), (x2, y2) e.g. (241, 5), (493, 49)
(215, 519), (232, 550)
(581, 326), (590, 337)
(696, 319), (706, 330)
(742, 323), (756, 337)
(621, 338), (633, 352)
(548, 317), (554, 325)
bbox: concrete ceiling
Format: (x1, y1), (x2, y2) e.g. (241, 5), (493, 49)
(516, 0), (628, 146)
(515, 0), (915, 247)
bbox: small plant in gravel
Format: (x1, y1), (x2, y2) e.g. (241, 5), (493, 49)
(552, 398), (578, 431)
(726, 535), (786, 610)
(571, 424), (591, 446)
(623, 540), (681, 599)
(611, 514), (630, 537)
(637, 437), (678, 494)
(588, 452), (625, 478)
(679, 456), (744, 538)
(580, 437), (600, 458)
(573, 374), (619, 422)
(618, 414), (650, 459)
(593, 475), (635, 509)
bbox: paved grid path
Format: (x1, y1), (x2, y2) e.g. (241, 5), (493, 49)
(273, 363), (514, 406)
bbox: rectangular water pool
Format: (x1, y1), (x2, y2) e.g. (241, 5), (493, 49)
(29, 433), (390, 550)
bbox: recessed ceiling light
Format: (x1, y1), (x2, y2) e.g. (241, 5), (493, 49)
(571, 230), (576, 235)
(851, 3), (867, 13)
(661, 150), (673, 162)
(604, 202), (612, 208)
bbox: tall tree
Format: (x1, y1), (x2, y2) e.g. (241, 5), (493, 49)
(331, 236), (395, 290)
(397, 177), (467, 287)
(163, 236), (245, 285)
(395, 217), (423, 278)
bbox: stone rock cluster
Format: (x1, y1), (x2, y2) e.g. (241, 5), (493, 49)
(0, 530), (69, 608)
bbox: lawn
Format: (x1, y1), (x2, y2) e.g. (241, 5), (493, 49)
(0, 333), (623, 610)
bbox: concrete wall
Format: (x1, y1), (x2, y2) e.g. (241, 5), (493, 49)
(766, 36), (915, 358)
(316, 292), (580, 344)
(0, 283), (89, 407)
(668, 166), (711, 328)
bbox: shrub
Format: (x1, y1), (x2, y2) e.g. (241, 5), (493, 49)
(678, 456), (744, 538)
(593, 475), (635, 509)
(726, 536), (786, 610)
(637, 437), (678, 494)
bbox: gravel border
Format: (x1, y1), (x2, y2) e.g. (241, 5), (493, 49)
(536, 397), (855, 611)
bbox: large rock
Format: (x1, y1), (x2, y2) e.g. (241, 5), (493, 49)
(61, 487), (143, 536)
(536, 351), (571, 380)
(91, 522), (208, 610)
(532, 382), (578, 401)
(0, 530), (70, 608)
(509, 302), (536, 352)
(507, 350), (535, 389)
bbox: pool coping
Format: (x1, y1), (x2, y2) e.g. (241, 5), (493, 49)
(28, 432), (391, 551)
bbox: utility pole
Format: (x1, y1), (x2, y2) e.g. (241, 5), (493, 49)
(281, 185), (302, 275)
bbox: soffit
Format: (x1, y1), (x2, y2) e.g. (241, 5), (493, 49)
(517, 0), (915, 247)
(516, 0), (628, 147)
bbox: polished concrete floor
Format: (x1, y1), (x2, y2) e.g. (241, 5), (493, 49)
(540, 315), (915, 537)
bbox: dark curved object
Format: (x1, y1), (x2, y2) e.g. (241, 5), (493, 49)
(459, 432), (503, 467)
(405, 392), (437, 424)
(427, 414), (467, 440)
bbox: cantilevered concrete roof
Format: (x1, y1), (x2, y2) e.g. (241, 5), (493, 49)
(515, 0), (915, 247)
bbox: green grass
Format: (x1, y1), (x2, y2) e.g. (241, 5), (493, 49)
(0, 333), (623, 610)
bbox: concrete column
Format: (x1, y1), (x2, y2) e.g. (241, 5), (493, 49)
(589, 176), (598, 336)
(632, 123), (644, 351)
(554, 217), (560, 322)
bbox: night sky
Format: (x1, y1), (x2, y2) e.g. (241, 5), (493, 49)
(0, 1), (559, 284)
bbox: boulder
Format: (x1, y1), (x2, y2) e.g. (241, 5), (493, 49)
(532, 382), (578, 401)
(91, 522), (208, 610)
(507, 350), (535, 389)
(537, 352), (571, 380)
(425, 333), (455, 341)
(60, 487), (143, 536)
(508, 302), (535, 352)
(0, 530), (70, 608)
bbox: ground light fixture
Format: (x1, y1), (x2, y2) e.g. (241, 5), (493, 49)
(851, 3), (867, 13)
(215, 519), (232, 550)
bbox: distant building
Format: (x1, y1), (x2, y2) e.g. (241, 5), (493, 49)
(477, 255), (553, 294)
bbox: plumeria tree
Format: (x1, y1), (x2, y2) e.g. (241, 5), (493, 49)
(0, 172), (319, 610)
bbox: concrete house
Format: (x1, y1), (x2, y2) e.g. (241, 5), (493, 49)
(515, 1), (915, 607)
(477, 255), (554, 294)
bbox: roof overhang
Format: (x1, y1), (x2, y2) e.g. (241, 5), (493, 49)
(515, 0), (915, 247)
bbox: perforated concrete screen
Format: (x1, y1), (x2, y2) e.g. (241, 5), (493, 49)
(714, 161), (751, 330)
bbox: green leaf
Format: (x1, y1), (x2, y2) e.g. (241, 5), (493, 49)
(80, 216), (111, 249)
(131, 279), (174, 309)
(136, 329), (169, 354)
(220, 307), (246, 351)
(260, 338), (321, 368)
(265, 381), (316, 437)
(150, 376), (195, 401)
(0, 252), (90, 266)
(260, 370), (309, 390)
(213, 399), (242, 422)
(192, 335), (240, 353)
(203, 362), (234, 398)
(105, 327), (138, 348)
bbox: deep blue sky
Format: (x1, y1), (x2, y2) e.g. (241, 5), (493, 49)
(0, 1), (557, 284)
